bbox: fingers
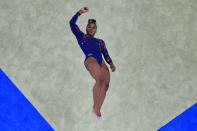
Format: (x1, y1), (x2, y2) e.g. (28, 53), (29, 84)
(110, 66), (116, 72)
(79, 7), (89, 14)
(113, 66), (116, 72)
(84, 7), (88, 11)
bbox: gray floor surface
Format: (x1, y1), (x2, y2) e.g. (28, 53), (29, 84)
(0, 0), (197, 130)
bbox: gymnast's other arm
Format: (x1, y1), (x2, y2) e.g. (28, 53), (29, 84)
(100, 40), (116, 72)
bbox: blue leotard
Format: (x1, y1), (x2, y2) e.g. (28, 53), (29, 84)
(69, 11), (113, 66)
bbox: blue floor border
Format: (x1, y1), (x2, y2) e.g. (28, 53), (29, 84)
(158, 103), (197, 131)
(0, 68), (54, 131)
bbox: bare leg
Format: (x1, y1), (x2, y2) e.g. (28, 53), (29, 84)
(92, 80), (104, 116)
(98, 62), (110, 111)
(85, 57), (105, 117)
(98, 85), (107, 112)
(92, 83), (98, 109)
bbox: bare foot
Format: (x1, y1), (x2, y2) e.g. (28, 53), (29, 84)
(92, 106), (101, 117)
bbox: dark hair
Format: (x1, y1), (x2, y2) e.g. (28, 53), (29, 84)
(88, 19), (96, 24)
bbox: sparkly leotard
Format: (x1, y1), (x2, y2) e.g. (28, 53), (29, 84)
(69, 11), (113, 65)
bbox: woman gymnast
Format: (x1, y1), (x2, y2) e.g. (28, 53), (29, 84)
(69, 7), (116, 118)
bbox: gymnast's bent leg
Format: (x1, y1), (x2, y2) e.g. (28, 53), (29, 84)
(85, 57), (105, 117)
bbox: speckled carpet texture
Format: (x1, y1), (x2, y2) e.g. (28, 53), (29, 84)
(0, 0), (197, 130)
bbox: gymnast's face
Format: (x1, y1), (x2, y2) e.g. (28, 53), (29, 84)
(86, 23), (97, 36)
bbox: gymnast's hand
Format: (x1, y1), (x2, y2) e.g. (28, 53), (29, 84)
(79, 7), (89, 14)
(110, 63), (116, 72)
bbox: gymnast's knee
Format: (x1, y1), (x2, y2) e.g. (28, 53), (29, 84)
(95, 75), (105, 86)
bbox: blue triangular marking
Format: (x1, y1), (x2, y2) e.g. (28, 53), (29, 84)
(0, 69), (54, 131)
(158, 103), (197, 131)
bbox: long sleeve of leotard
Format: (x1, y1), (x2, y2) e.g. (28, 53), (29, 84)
(69, 11), (84, 38)
(100, 40), (113, 64)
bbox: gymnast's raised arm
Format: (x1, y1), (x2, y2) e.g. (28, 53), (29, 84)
(69, 7), (88, 38)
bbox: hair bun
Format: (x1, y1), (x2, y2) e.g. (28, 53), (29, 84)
(88, 19), (96, 23)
